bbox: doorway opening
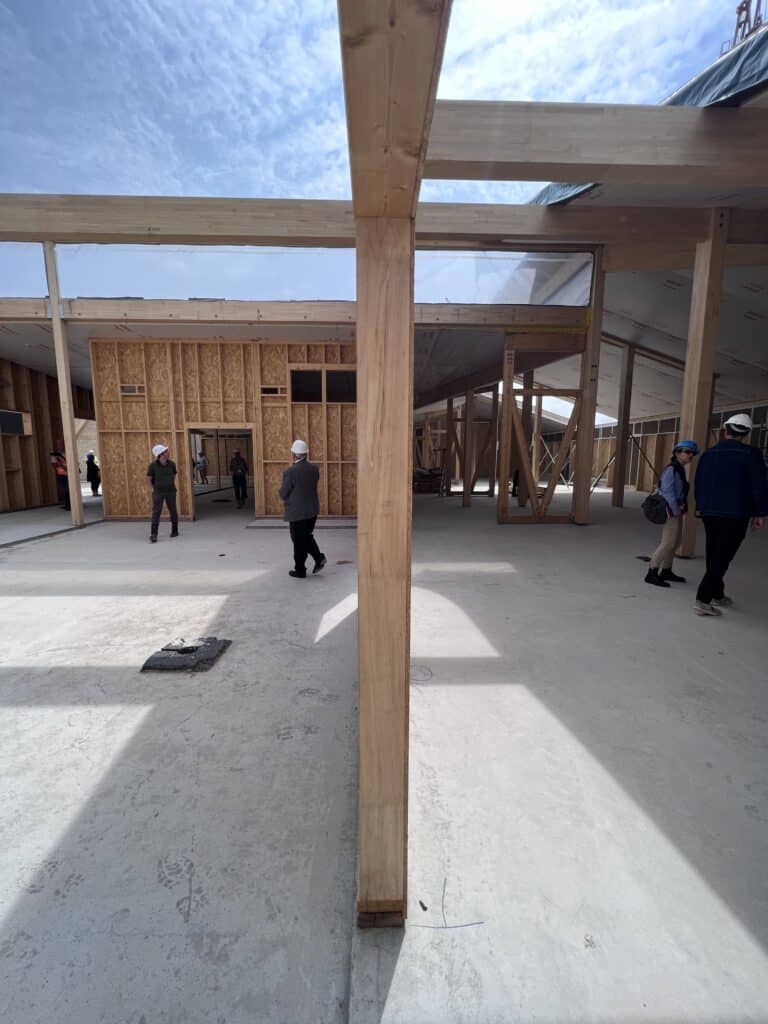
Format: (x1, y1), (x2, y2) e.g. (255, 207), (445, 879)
(188, 427), (254, 520)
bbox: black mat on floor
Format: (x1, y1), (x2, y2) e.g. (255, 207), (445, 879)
(141, 637), (231, 672)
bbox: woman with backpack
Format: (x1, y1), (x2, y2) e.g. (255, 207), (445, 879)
(645, 439), (699, 588)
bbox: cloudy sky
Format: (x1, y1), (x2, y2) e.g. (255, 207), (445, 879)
(0, 0), (737, 298)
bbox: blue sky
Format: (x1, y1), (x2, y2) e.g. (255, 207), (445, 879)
(0, 0), (736, 298)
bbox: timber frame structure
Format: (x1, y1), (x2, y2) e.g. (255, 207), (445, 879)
(1, 0), (767, 929)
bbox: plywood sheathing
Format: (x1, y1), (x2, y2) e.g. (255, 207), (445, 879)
(90, 338), (356, 519)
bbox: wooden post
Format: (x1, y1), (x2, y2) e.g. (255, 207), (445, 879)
(445, 398), (454, 495)
(612, 345), (635, 507)
(43, 242), (84, 527)
(531, 395), (542, 487)
(679, 209), (729, 556)
(421, 416), (432, 469)
(496, 345), (515, 522)
(573, 248), (605, 524)
(462, 389), (475, 507)
(487, 382), (500, 497)
(356, 217), (413, 927)
(518, 370), (534, 506)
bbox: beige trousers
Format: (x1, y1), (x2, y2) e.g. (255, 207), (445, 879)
(650, 514), (683, 570)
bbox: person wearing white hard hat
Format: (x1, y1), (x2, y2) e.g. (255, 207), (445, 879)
(692, 412), (768, 616)
(279, 439), (326, 578)
(146, 443), (179, 543)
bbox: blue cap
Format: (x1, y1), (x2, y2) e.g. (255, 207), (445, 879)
(674, 439), (699, 454)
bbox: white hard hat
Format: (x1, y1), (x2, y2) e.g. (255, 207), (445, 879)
(152, 443), (169, 457)
(724, 412), (753, 433)
(291, 439), (309, 455)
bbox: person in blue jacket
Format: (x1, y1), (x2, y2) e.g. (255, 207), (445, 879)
(645, 439), (699, 588)
(693, 412), (768, 617)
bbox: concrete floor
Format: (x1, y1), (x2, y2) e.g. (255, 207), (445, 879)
(1, 491), (767, 1022)
(0, 490), (103, 547)
(353, 491), (768, 1023)
(0, 513), (358, 1024)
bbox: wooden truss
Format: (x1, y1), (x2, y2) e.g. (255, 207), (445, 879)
(497, 342), (583, 525)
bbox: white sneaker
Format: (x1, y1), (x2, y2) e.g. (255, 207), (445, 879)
(695, 601), (722, 617)
(712, 596), (733, 607)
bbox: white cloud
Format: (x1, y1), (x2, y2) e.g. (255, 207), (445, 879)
(0, 0), (738, 294)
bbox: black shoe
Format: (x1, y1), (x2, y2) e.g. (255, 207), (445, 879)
(645, 568), (670, 588)
(150, 535), (158, 544)
(170, 529), (179, 538)
(660, 568), (686, 583)
(289, 570), (307, 579)
(313, 555), (327, 575)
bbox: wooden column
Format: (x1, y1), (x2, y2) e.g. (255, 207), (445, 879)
(43, 242), (84, 527)
(421, 416), (432, 469)
(462, 389), (475, 507)
(612, 345), (635, 507)
(679, 209), (729, 556)
(445, 397), (454, 495)
(532, 395), (542, 487)
(487, 382), (500, 497)
(573, 248), (605, 524)
(496, 345), (515, 522)
(517, 370), (534, 506)
(356, 217), (413, 927)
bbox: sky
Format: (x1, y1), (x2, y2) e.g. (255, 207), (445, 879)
(0, 0), (739, 299)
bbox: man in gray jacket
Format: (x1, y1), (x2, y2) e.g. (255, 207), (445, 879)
(279, 439), (326, 579)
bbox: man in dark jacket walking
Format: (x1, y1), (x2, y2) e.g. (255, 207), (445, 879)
(230, 449), (249, 509)
(279, 439), (326, 579)
(693, 413), (768, 616)
(146, 443), (179, 543)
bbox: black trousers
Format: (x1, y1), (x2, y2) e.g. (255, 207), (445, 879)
(57, 476), (70, 511)
(232, 473), (248, 503)
(151, 490), (178, 536)
(696, 516), (749, 604)
(289, 516), (322, 574)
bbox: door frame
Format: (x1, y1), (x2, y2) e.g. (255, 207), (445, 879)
(185, 422), (258, 521)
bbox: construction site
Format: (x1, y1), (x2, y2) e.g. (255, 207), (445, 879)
(1, 2), (768, 1021)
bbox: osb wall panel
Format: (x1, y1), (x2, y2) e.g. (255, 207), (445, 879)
(125, 433), (152, 517)
(99, 434), (129, 515)
(263, 405), (290, 461)
(118, 345), (145, 386)
(261, 345), (287, 387)
(0, 356), (94, 512)
(264, 464), (284, 516)
(291, 404), (309, 443)
(98, 402), (122, 431)
(341, 406), (356, 461)
(145, 345), (168, 401)
(309, 405), (324, 460)
(122, 398), (148, 432)
(199, 344), (222, 404)
(92, 344), (119, 398)
(326, 406), (341, 461)
(91, 339), (357, 519)
(342, 464), (357, 516)
(328, 463), (342, 514)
